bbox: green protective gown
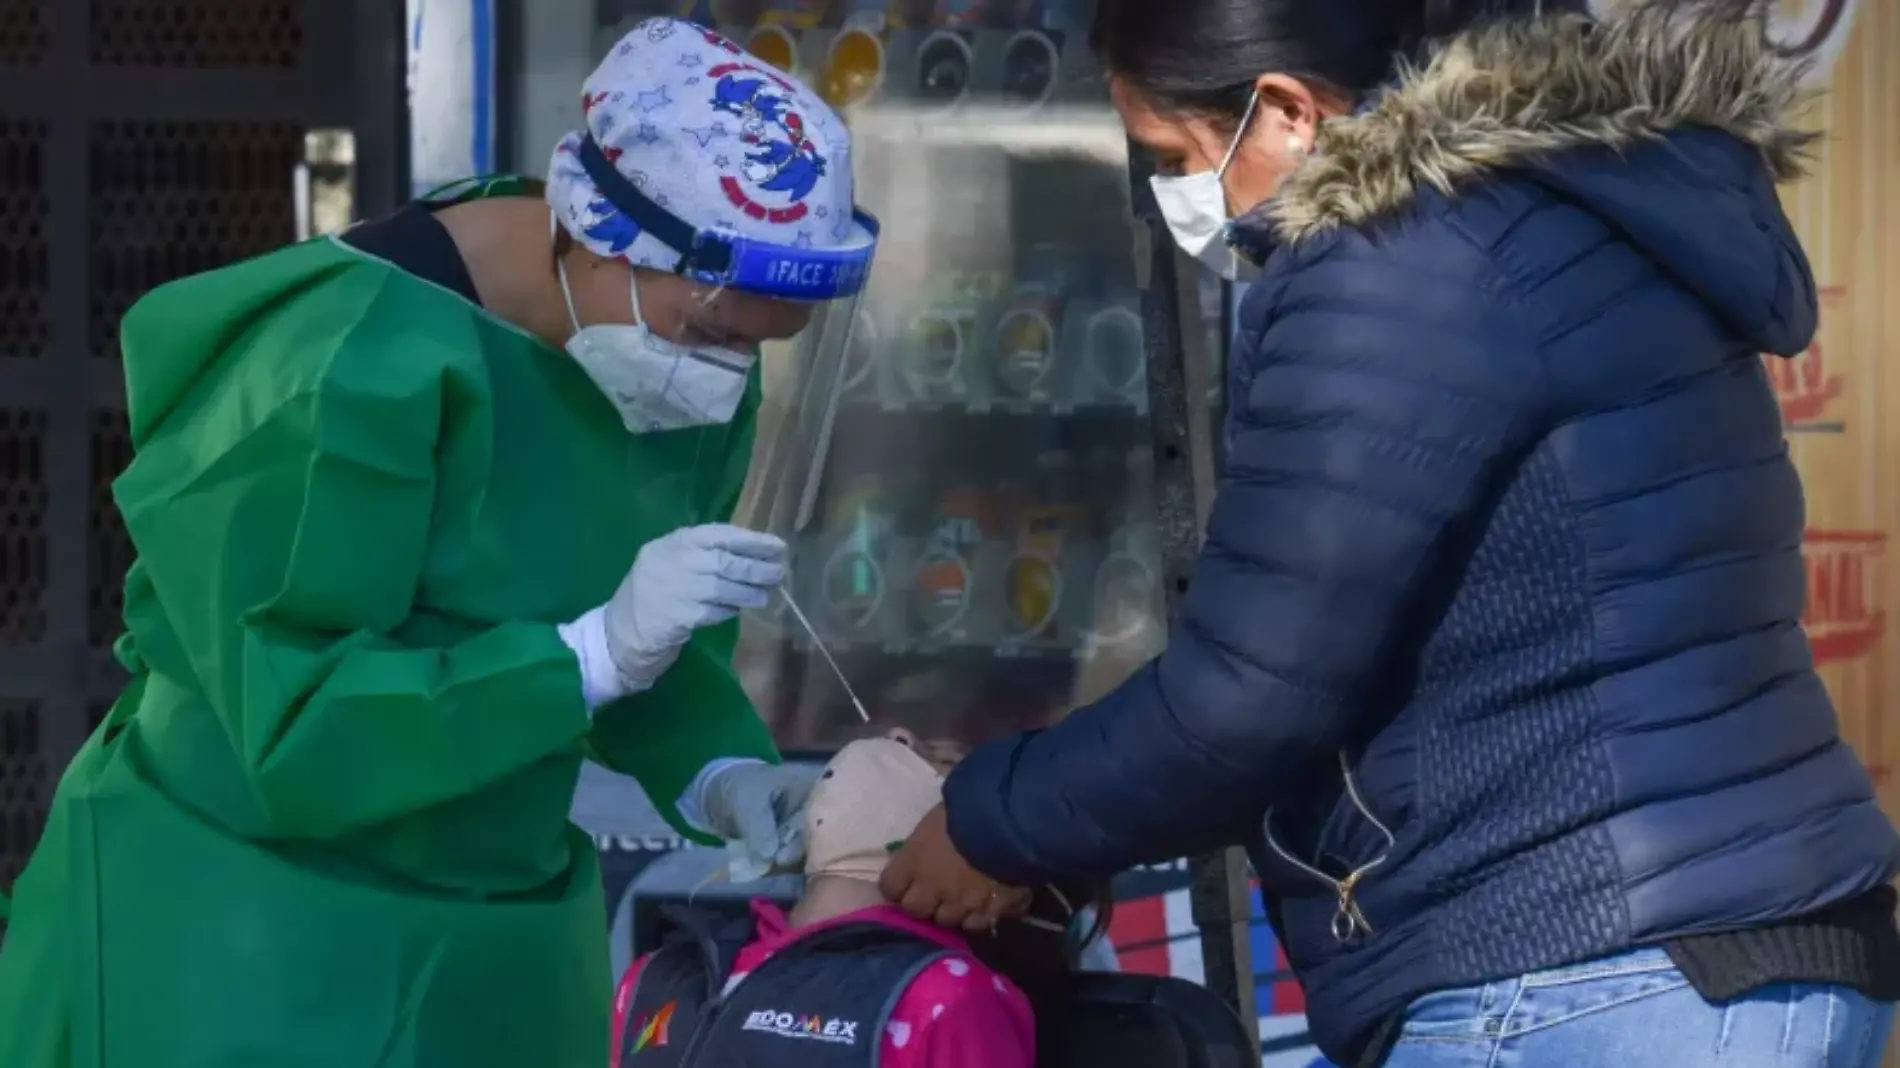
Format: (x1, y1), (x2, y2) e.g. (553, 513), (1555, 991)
(0, 214), (778, 1068)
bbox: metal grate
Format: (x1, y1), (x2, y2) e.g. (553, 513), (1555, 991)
(90, 0), (302, 69)
(0, 0), (390, 944)
(0, 408), (48, 646)
(0, 700), (46, 896)
(0, 120), (48, 361)
(0, 0), (46, 68)
(89, 120), (301, 360)
(88, 411), (134, 650)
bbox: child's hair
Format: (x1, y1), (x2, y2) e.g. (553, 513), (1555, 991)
(965, 880), (1115, 1017)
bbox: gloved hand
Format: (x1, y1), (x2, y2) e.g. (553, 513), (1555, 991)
(696, 761), (825, 873)
(602, 524), (787, 693)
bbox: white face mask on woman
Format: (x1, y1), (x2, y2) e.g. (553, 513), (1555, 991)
(1149, 89), (1264, 282)
(554, 225), (756, 435)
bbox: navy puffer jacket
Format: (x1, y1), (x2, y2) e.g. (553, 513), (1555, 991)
(942, 8), (1900, 1063)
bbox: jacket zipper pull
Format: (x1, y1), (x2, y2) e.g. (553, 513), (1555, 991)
(1330, 870), (1375, 943)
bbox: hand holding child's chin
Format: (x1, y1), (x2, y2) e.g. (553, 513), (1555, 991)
(879, 804), (1033, 932)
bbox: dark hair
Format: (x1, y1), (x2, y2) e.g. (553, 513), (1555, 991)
(965, 881), (1115, 1020)
(1089, 0), (1584, 127)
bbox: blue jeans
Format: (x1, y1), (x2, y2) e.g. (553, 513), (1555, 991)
(1384, 947), (1894, 1067)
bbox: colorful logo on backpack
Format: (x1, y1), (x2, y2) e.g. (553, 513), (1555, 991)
(630, 1001), (676, 1053)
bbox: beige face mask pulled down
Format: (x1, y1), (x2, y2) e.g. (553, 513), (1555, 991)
(803, 738), (945, 883)
(801, 737), (1077, 937)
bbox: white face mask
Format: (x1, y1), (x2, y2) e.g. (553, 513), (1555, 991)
(1149, 90), (1264, 282)
(555, 235), (756, 436)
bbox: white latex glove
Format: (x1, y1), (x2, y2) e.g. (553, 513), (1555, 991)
(602, 524), (786, 693)
(694, 760), (824, 874)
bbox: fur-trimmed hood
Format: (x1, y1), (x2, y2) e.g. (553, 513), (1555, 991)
(1236, 3), (1821, 357)
(1254, 4), (1813, 242)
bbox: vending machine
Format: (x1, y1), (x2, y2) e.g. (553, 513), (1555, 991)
(491, 1), (1323, 1062)
(579, 0), (1173, 769)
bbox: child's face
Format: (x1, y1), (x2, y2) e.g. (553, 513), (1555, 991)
(883, 727), (967, 775)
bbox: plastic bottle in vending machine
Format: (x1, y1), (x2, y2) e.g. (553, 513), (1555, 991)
(912, 485), (992, 641)
(1003, 453), (1082, 644)
(999, 32), (1057, 107)
(1080, 295), (1146, 405)
(746, 0), (825, 75)
(818, 474), (893, 634)
(904, 305), (968, 397)
(901, 271), (1003, 403)
(991, 244), (1080, 403)
(915, 0), (991, 107)
(1087, 449), (1163, 652)
(998, 0), (1089, 106)
(837, 306), (882, 399)
(820, 0), (912, 108)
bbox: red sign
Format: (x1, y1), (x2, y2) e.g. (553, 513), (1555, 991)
(1803, 529), (1886, 663)
(1764, 286), (1847, 426)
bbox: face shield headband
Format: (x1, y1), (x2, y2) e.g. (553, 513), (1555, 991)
(576, 135), (880, 302)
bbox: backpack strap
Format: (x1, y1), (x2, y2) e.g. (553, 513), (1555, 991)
(659, 904), (759, 1002)
(763, 921), (930, 958)
(866, 946), (957, 1068)
(615, 939), (708, 1066)
(614, 906), (764, 1066)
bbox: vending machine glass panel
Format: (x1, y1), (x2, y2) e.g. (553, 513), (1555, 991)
(608, 2), (1187, 752)
(506, 0), (1198, 758)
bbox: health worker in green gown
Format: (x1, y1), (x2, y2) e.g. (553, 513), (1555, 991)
(0, 16), (879, 1068)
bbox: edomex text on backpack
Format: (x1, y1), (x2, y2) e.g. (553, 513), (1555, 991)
(619, 907), (952, 1067)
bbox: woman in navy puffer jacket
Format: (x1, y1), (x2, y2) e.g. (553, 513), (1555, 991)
(883, 2), (1900, 1065)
